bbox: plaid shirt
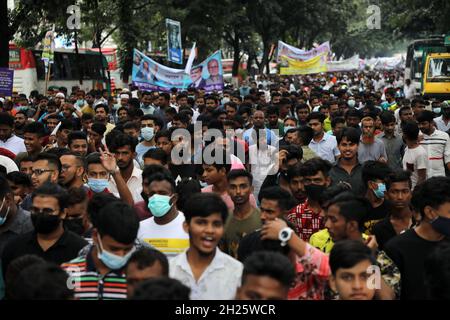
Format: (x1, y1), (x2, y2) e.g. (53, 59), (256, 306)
(287, 199), (324, 242)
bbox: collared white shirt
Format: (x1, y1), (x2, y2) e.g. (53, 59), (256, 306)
(0, 134), (26, 155)
(309, 132), (340, 164)
(169, 248), (243, 300)
(434, 115), (450, 133)
(108, 166), (143, 203)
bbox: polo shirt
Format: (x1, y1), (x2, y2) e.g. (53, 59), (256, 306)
(329, 160), (366, 196)
(61, 246), (127, 300)
(1, 229), (88, 278)
(377, 132), (404, 171)
(420, 129), (450, 178)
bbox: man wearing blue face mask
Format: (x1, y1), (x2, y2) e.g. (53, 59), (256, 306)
(361, 161), (392, 235)
(136, 115), (162, 166)
(137, 171), (189, 257)
(84, 151), (134, 206)
(384, 176), (450, 300)
(62, 201), (139, 300)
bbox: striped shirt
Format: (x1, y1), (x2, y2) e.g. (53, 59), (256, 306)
(61, 247), (127, 300)
(420, 129), (450, 177)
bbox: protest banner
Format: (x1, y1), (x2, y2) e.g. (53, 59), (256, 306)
(277, 40), (330, 61)
(327, 55), (360, 72)
(0, 68), (14, 96)
(166, 19), (183, 64)
(132, 49), (223, 92)
(279, 52), (328, 75)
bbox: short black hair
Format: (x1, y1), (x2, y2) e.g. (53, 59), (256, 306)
(331, 117), (346, 128)
(402, 120), (419, 141)
(307, 112), (325, 123)
(32, 182), (69, 211)
(66, 187), (88, 207)
(242, 251), (295, 289)
(385, 170), (412, 190)
(183, 193), (228, 223)
(87, 192), (120, 226)
(266, 105), (279, 116)
(141, 114), (163, 129)
(227, 169), (253, 184)
(110, 133), (138, 153)
(58, 119), (74, 131)
(329, 240), (376, 275)
(202, 147), (232, 174)
(127, 248), (169, 276)
(131, 278), (190, 300)
(84, 152), (103, 169)
(380, 111), (396, 125)
(175, 178), (201, 212)
(23, 121), (46, 137)
(94, 103), (109, 114)
(361, 160), (392, 186)
(0, 112), (14, 127)
(68, 131), (87, 147)
(95, 201), (139, 244)
(33, 152), (61, 172)
(280, 144), (303, 162)
(6, 171), (32, 189)
(90, 122), (107, 136)
(143, 148), (169, 165)
(10, 262), (73, 300)
(297, 126), (314, 145)
(416, 110), (435, 123)
(258, 187), (296, 211)
(144, 171), (176, 193)
(328, 192), (371, 232)
(336, 127), (360, 145)
(411, 176), (450, 219)
(299, 158), (332, 177)
(142, 164), (170, 182)
(123, 121), (140, 131)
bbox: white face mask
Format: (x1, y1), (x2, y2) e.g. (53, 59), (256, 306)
(222, 97), (230, 105)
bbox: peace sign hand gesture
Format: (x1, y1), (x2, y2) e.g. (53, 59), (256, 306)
(99, 146), (118, 174)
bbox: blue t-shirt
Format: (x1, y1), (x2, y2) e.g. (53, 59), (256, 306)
(136, 143), (156, 166)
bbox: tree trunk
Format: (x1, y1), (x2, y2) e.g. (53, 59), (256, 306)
(232, 36), (240, 77)
(0, 0), (10, 68)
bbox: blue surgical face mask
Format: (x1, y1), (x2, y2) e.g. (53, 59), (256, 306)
(433, 107), (441, 114)
(141, 127), (154, 141)
(148, 194), (173, 218)
(373, 182), (386, 199)
(97, 235), (135, 270)
(430, 216), (450, 237)
(348, 99), (356, 108)
(88, 178), (109, 193)
(0, 198), (10, 226)
(284, 126), (296, 133)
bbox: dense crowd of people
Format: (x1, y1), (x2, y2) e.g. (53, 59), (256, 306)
(0, 70), (449, 300)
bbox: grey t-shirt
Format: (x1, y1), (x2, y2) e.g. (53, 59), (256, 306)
(358, 138), (388, 163)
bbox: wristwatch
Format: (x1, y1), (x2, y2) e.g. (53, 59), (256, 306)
(278, 227), (293, 247)
(109, 166), (120, 175)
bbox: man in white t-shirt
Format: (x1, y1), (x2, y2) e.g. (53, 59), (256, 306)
(402, 121), (427, 189)
(137, 171), (189, 257)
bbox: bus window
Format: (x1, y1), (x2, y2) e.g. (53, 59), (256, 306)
(428, 58), (450, 80)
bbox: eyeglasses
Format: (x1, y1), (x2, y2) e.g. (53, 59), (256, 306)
(30, 207), (58, 215)
(31, 169), (54, 176)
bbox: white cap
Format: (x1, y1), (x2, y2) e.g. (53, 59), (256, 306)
(121, 88), (130, 93)
(55, 92), (65, 98)
(120, 94), (129, 100)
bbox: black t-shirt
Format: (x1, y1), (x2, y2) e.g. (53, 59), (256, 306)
(384, 229), (450, 300)
(364, 200), (390, 234)
(372, 217), (397, 251)
(1, 230), (88, 277)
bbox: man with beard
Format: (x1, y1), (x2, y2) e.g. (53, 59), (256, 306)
(138, 171), (189, 257)
(2, 183), (87, 279)
(222, 170), (262, 259)
(286, 158), (332, 241)
(0, 112), (26, 155)
(94, 104), (115, 136)
(59, 152), (85, 189)
(417, 110), (450, 178)
(170, 193), (242, 300)
(13, 111), (28, 138)
(109, 134), (143, 204)
(358, 115), (387, 163)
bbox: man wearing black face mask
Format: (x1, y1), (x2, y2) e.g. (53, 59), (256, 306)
(63, 187), (91, 238)
(384, 177), (450, 300)
(1, 183), (87, 279)
(286, 158), (332, 242)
